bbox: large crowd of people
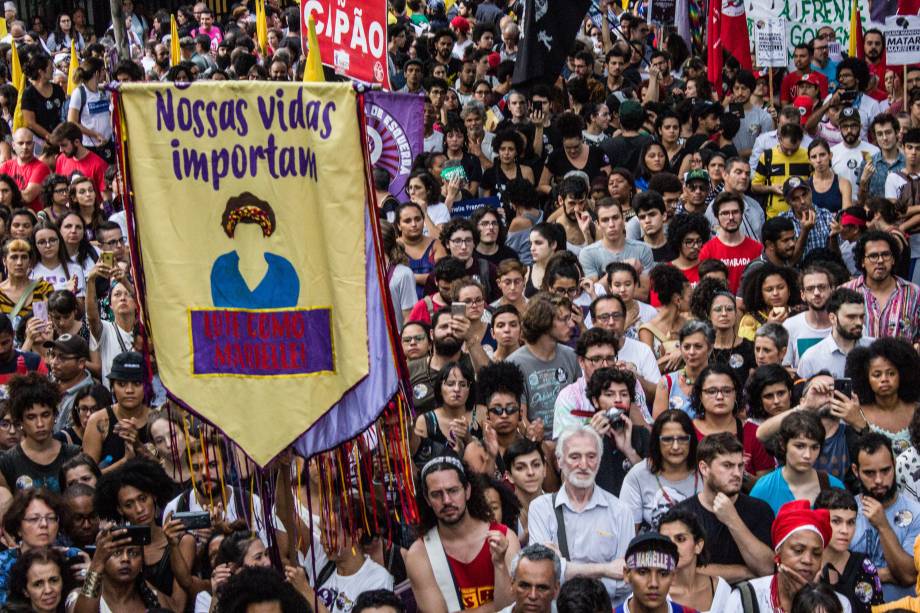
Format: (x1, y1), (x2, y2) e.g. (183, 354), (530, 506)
(0, 0), (915, 612)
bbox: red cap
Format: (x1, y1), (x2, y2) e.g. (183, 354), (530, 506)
(450, 16), (470, 33)
(798, 72), (822, 87)
(772, 500), (832, 552)
(487, 51), (500, 69)
(793, 95), (815, 123)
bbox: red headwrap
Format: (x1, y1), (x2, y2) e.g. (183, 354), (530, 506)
(771, 500), (832, 552)
(840, 212), (867, 227)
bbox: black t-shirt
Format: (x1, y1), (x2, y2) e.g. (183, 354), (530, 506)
(600, 134), (652, 175)
(408, 353), (475, 414)
(651, 243), (678, 264)
(21, 84), (66, 136)
(0, 442), (81, 493)
(476, 244), (520, 266)
(823, 551), (884, 613)
(545, 145), (610, 184)
(711, 339), (757, 389)
(447, 152), (483, 185)
(677, 493), (774, 567)
(596, 426), (650, 497)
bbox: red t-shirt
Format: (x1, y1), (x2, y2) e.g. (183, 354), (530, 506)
(408, 296), (445, 325)
(651, 263), (700, 307)
(0, 158), (50, 211)
(446, 522), (507, 610)
(779, 69), (829, 103)
(55, 150), (108, 201)
(698, 236), (762, 295)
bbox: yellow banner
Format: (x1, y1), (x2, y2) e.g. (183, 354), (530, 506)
(120, 82), (369, 465)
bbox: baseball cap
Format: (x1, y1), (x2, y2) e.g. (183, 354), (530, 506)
(783, 176), (811, 201)
(792, 95), (815, 123)
(619, 100), (644, 124)
(43, 333), (89, 360)
(108, 351), (147, 383)
(624, 532), (678, 571)
(839, 106), (861, 125)
(684, 169), (710, 185)
(797, 72), (822, 87)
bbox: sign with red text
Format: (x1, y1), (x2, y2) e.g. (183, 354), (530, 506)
(301, 0), (390, 88)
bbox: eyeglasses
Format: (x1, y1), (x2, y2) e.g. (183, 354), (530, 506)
(702, 387), (735, 397)
(488, 405), (520, 416)
(100, 237), (126, 248)
(864, 252), (893, 262)
(0, 419), (14, 430)
(803, 284), (830, 293)
(36, 238), (59, 247)
(23, 515), (58, 525)
(682, 238), (703, 247)
(462, 297), (485, 306)
(402, 334), (427, 343)
(478, 220), (499, 228)
(687, 183), (708, 192)
(711, 305), (735, 313)
(449, 238), (475, 246)
(660, 435), (692, 446)
(583, 355), (616, 366)
(552, 287), (579, 298)
(500, 278), (524, 287)
(47, 352), (78, 362)
(595, 312), (625, 322)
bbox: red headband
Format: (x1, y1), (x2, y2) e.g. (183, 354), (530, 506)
(840, 212), (866, 227)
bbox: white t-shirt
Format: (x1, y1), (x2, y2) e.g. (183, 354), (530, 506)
(316, 556), (394, 612)
(885, 172), (914, 201)
(617, 336), (661, 384)
(389, 263), (418, 330)
(69, 85), (113, 147)
(162, 488), (286, 547)
(725, 575), (851, 612)
(424, 130), (445, 153)
(830, 141), (879, 202)
(31, 261), (86, 295)
(90, 319), (134, 389)
(782, 311), (832, 368)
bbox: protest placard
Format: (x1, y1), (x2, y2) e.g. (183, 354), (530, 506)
(754, 18), (788, 67)
(885, 15), (920, 65)
(301, 0), (389, 88)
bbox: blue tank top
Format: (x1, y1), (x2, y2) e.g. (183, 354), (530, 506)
(407, 241), (437, 299)
(809, 174), (843, 213)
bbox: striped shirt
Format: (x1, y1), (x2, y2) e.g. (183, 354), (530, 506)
(842, 275), (920, 343)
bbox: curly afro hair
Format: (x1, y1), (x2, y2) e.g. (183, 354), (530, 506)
(741, 263), (802, 315)
(650, 264), (689, 305)
(688, 276), (730, 322)
(476, 361), (525, 405)
(94, 458), (178, 522)
(666, 213), (712, 255)
(845, 337), (920, 405)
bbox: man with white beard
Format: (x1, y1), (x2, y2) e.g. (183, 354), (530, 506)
(528, 426), (635, 606)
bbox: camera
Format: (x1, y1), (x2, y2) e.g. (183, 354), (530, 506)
(605, 408), (626, 430)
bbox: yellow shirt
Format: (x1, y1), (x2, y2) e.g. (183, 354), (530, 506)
(751, 145), (811, 218)
(872, 534), (920, 612)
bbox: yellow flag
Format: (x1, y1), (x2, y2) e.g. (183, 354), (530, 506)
(0, 17), (7, 39)
(303, 13), (324, 82)
(67, 40), (79, 96)
(256, 0), (268, 55)
(11, 41), (23, 131)
(170, 14), (180, 66)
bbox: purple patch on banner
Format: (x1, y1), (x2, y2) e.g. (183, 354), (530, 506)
(190, 309), (333, 376)
(364, 92), (424, 199)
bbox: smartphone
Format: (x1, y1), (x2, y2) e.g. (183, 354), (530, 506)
(119, 525), (151, 546)
(834, 378), (853, 397)
(101, 251), (115, 268)
(729, 102), (744, 117)
(173, 511), (211, 530)
(33, 300), (48, 322)
(450, 302), (468, 318)
(532, 100), (543, 112)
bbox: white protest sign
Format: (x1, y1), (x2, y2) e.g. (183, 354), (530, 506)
(885, 15), (920, 66)
(754, 18), (788, 66)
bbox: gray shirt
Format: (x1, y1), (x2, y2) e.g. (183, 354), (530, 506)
(733, 106), (774, 154)
(796, 333), (873, 379)
(507, 343), (580, 433)
(619, 461), (700, 528)
(578, 239), (655, 279)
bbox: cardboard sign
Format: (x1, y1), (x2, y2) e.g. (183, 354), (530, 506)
(885, 15), (920, 66)
(754, 18), (788, 67)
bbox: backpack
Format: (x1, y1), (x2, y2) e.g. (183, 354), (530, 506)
(896, 172), (920, 208)
(735, 580), (760, 613)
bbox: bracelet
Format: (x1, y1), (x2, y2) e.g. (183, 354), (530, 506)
(81, 569), (102, 598)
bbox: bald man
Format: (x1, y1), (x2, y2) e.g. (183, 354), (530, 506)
(0, 128), (50, 211)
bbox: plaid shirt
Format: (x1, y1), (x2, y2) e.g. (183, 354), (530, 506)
(843, 275), (920, 343)
(779, 206), (834, 258)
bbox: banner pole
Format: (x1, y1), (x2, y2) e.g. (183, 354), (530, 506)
(768, 67), (774, 108)
(906, 64), (909, 112)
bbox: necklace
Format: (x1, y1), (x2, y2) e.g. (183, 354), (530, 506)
(680, 368), (695, 385)
(769, 575), (786, 613)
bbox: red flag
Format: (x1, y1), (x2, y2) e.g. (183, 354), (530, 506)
(898, 0), (920, 13)
(707, 0), (753, 94)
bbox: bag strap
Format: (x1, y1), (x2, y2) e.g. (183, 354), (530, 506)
(737, 580), (760, 613)
(764, 148), (774, 212)
(422, 527), (463, 611)
(424, 296), (436, 322)
(315, 560), (337, 589)
(817, 470), (831, 491)
(9, 280), (41, 321)
(552, 492), (570, 560)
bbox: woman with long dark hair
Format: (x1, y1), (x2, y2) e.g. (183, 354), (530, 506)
(620, 410), (699, 532)
(66, 58), (112, 162)
(635, 141), (669, 192)
(413, 361), (481, 454)
(46, 13), (85, 52)
(659, 506), (732, 612)
(738, 263), (802, 341)
(6, 547), (72, 613)
(37, 175), (69, 226)
(0, 174), (24, 211)
(20, 55), (66, 147)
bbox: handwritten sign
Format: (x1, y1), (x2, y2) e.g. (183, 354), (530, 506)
(754, 18), (788, 67)
(885, 15), (920, 66)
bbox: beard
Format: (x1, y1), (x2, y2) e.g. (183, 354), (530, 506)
(437, 503), (467, 526)
(562, 465), (598, 488)
(434, 335), (463, 357)
(862, 479), (898, 504)
(842, 132), (860, 146)
(836, 322), (862, 341)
